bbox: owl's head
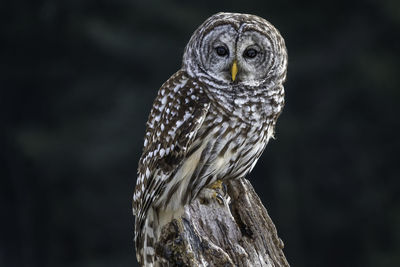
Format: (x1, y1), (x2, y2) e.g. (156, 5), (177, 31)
(183, 12), (287, 87)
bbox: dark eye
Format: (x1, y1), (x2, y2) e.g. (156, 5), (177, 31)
(215, 46), (228, 57)
(244, 48), (258, 58)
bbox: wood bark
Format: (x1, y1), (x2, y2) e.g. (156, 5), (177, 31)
(155, 178), (290, 266)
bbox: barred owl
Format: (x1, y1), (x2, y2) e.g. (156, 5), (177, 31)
(133, 12), (287, 266)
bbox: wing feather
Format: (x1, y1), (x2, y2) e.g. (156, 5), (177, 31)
(133, 70), (209, 234)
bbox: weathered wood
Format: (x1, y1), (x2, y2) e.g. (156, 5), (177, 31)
(155, 178), (290, 266)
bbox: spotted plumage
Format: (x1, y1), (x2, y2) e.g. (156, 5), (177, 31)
(133, 12), (287, 266)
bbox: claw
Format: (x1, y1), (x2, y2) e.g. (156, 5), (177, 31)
(198, 180), (227, 206)
(215, 192), (224, 205)
(222, 182), (227, 195)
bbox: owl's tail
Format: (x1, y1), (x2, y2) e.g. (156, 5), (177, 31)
(135, 207), (157, 267)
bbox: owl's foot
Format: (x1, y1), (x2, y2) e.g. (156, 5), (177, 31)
(199, 188), (224, 205)
(210, 179), (223, 191)
(199, 180), (228, 205)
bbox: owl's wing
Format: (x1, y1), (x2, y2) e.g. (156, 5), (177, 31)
(133, 70), (209, 225)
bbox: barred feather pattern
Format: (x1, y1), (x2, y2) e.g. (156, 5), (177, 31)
(133, 12), (287, 266)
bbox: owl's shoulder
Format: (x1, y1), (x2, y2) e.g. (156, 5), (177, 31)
(138, 70), (210, 172)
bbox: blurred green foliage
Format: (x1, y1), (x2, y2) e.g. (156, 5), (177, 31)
(1, 0), (399, 266)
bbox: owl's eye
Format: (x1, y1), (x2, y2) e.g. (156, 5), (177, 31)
(243, 48), (258, 58)
(215, 46), (229, 57)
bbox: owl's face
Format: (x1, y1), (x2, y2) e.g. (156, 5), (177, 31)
(183, 13), (287, 87)
(199, 24), (272, 84)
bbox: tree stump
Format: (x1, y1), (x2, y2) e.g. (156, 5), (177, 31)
(155, 178), (290, 266)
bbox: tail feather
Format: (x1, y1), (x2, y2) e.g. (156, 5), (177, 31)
(135, 207), (156, 267)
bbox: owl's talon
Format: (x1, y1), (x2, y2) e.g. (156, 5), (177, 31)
(198, 180), (227, 205)
(210, 179), (227, 199)
(222, 183), (228, 195)
(215, 192), (225, 205)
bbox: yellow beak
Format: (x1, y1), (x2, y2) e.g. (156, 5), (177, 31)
(231, 60), (238, 82)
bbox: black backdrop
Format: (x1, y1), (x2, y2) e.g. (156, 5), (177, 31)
(1, 0), (399, 266)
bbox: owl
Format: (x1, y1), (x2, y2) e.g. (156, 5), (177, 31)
(133, 12), (287, 266)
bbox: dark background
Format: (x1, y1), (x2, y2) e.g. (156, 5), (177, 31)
(1, 0), (399, 266)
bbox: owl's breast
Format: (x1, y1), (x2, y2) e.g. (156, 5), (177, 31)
(193, 106), (274, 182)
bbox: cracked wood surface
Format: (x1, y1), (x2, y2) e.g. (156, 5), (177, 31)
(155, 178), (290, 267)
